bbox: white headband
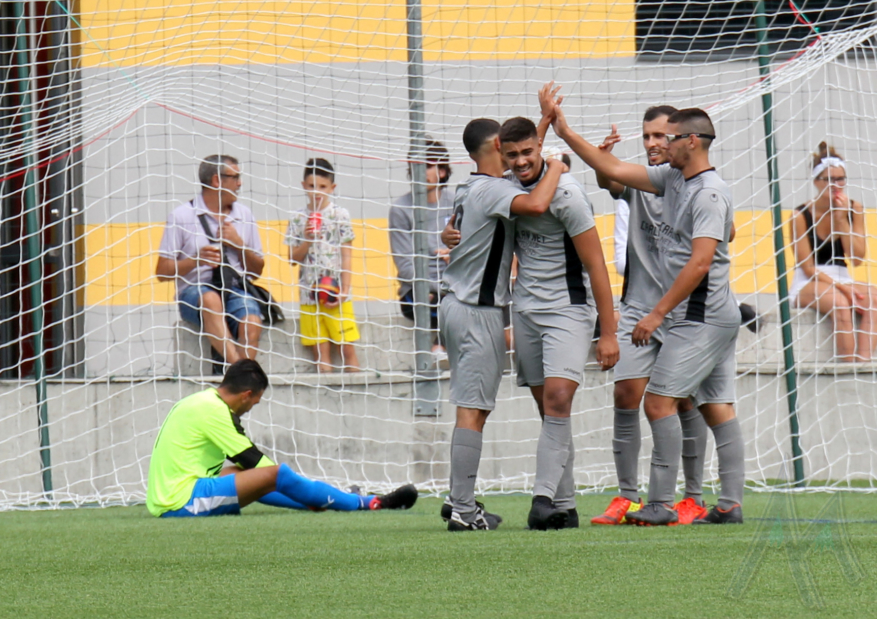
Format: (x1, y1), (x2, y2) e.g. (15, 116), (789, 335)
(812, 156), (846, 179)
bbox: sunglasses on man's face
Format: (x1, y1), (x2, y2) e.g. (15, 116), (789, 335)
(665, 133), (716, 144)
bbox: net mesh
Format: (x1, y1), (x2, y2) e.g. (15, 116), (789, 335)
(2, 0), (877, 508)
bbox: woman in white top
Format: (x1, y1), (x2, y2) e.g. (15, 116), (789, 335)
(789, 142), (877, 361)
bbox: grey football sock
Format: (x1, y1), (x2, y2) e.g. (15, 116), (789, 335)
(679, 407), (708, 504)
(533, 415), (572, 500)
(448, 428), (457, 497)
(712, 417), (745, 509)
(449, 428), (482, 520)
(553, 437), (577, 510)
(646, 415), (683, 505)
(613, 407), (641, 502)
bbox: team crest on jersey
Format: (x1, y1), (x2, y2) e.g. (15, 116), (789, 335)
(710, 192), (719, 201)
(562, 189), (572, 199)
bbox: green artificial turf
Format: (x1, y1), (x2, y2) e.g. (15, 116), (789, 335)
(0, 493), (874, 618)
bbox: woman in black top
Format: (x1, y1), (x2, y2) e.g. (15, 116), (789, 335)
(789, 142), (875, 361)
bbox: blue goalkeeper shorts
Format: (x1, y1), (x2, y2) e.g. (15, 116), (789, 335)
(161, 476), (241, 518)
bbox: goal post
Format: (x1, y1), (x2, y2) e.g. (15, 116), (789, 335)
(754, 0), (804, 487)
(3, 1), (877, 508)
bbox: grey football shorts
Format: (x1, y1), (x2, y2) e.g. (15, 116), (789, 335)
(646, 320), (738, 407)
(440, 294), (506, 411)
(614, 304), (670, 383)
(513, 305), (595, 388)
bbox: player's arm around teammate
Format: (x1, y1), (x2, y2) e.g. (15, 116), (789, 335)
(451, 157), (565, 438)
(497, 115), (617, 529)
(624, 110), (744, 526)
(439, 119), (564, 530)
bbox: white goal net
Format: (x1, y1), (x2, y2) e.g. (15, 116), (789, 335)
(2, 0), (877, 508)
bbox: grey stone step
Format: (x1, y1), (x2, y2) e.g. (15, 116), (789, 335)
(175, 304), (845, 376)
(736, 307), (838, 366)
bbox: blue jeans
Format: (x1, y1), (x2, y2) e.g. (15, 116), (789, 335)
(179, 284), (262, 338)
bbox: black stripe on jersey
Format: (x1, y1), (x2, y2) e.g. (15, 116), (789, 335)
(478, 220), (506, 306)
(231, 412), (248, 436)
(228, 411), (265, 468)
(229, 445), (265, 470)
(562, 232), (588, 305)
(685, 273), (709, 323)
(620, 246), (631, 304)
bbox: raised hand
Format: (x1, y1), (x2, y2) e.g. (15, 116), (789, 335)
(539, 81), (563, 121)
(599, 124), (621, 153)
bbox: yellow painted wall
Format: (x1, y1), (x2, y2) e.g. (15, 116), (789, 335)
(82, 211), (877, 306)
(78, 0), (636, 67)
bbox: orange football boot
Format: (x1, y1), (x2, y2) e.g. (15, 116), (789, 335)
(590, 496), (643, 525)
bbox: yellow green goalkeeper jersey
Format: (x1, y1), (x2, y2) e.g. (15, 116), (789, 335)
(146, 388), (272, 516)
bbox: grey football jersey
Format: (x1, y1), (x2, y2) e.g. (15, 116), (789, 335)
(647, 164), (739, 327)
(441, 174), (526, 307)
(618, 185), (666, 312)
(512, 171), (596, 311)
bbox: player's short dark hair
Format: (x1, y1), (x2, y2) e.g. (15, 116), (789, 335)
(561, 153), (571, 169)
(499, 117), (538, 144)
(304, 158), (335, 182)
(408, 137), (452, 185)
(667, 108), (715, 148)
(220, 359), (269, 394)
(199, 154), (239, 187)
(643, 105), (678, 123)
(463, 118), (501, 155)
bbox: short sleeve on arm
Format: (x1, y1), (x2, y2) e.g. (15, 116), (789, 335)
(201, 409), (263, 467)
(484, 180), (527, 220)
(614, 198), (630, 274)
(553, 184), (595, 238)
(337, 208), (355, 244)
(691, 190), (730, 241)
(158, 212), (182, 259)
(646, 163), (673, 196)
(285, 212), (306, 248)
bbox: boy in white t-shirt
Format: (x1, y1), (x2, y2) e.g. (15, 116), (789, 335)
(285, 159), (360, 372)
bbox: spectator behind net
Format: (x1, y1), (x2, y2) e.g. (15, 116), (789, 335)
(789, 141), (877, 361)
(155, 155), (265, 374)
(286, 158), (361, 373)
(389, 137), (454, 360)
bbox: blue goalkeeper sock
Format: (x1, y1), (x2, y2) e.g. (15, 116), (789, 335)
(276, 463), (369, 511)
(258, 491), (307, 510)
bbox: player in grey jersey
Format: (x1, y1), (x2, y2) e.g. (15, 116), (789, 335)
(551, 97), (745, 526)
(588, 106), (711, 527)
(440, 117), (565, 531)
(499, 116), (619, 530)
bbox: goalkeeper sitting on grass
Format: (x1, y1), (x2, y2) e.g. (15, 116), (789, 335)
(146, 359), (417, 517)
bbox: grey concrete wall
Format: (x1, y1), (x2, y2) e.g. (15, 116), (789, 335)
(1, 354), (875, 507)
